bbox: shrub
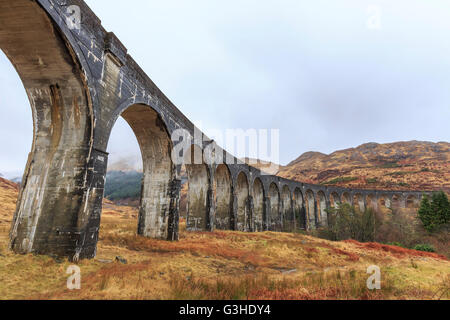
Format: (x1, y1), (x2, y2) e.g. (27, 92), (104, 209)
(322, 204), (378, 242)
(387, 242), (406, 248)
(413, 244), (436, 253)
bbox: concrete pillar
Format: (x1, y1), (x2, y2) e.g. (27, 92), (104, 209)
(263, 196), (270, 231)
(247, 195), (254, 232)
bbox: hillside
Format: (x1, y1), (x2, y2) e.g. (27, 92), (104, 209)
(277, 141), (450, 192)
(0, 177), (448, 300)
(104, 171), (143, 206)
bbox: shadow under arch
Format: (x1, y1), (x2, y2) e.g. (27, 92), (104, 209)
(293, 188), (306, 231)
(281, 186), (294, 232)
(317, 190), (327, 227)
(305, 190), (316, 229)
(329, 192), (341, 208)
(268, 183), (281, 231)
(214, 164), (233, 230)
(2, 0), (96, 259)
(252, 178), (265, 232)
(236, 172), (250, 232)
(353, 193), (365, 212)
(184, 144), (211, 232)
(406, 194), (419, 209)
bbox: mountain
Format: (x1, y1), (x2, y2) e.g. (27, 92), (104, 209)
(0, 177), (19, 224)
(104, 171), (143, 204)
(277, 141), (450, 192)
(240, 158), (280, 175)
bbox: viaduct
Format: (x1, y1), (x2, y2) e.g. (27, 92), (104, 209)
(1, 0), (428, 261)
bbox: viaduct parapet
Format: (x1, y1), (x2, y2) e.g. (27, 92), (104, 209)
(0, 0), (430, 261)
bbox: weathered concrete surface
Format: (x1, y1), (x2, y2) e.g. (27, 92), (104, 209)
(214, 165), (232, 230)
(1, 0), (431, 260)
(252, 178), (265, 232)
(186, 162), (211, 231)
(268, 183), (281, 232)
(236, 172), (249, 232)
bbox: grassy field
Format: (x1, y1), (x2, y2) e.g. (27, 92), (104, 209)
(0, 180), (448, 300)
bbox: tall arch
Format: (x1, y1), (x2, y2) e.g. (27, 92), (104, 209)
(236, 172), (250, 231)
(268, 183), (281, 231)
(342, 192), (351, 205)
(366, 194), (377, 211)
(378, 194), (391, 214)
(391, 194), (403, 210)
(353, 193), (365, 212)
(281, 186), (294, 232)
(214, 164), (233, 230)
(185, 145), (211, 231)
(252, 178), (265, 232)
(3, 0), (95, 259)
(305, 190), (316, 229)
(112, 104), (177, 239)
(329, 192), (341, 208)
(293, 188), (306, 230)
(317, 191), (328, 227)
(406, 194), (419, 209)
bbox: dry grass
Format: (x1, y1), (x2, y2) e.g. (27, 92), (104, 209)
(0, 180), (448, 300)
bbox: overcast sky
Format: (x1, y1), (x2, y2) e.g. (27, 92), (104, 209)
(1, 0), (449, 177)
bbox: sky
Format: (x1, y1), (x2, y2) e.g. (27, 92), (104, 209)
(1, 0), (449, 178)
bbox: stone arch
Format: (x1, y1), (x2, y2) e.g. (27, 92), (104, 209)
(294, 188), (306, 230)
(378, 194), (391, 213)
(329, 192), (341, 208)
(185, 144), (211, 232)
(317, 191), (328, 227)
(305, 190), (316, 229)
(281, 186), (294, 232)
(3, 0), (96, 259)
(252, 178), (265, 232)
(366, 194), (377, 211)
(214, 164), (233, 230)
(406, 194), (419, 209)
(391, 194), (403, 210)
(268, 183), (281, 231)
(236, 172), (250, 231)
(111, 104), (177, 240)
(353, 193), (365, 212)
(342, 192), (351, 205)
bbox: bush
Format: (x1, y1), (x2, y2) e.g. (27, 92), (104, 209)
(387, 242), (406, 248)
(413, 244), (436, 253)
(321, 204), (378, 242)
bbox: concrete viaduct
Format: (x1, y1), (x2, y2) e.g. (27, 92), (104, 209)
(1, 0), (428, 261)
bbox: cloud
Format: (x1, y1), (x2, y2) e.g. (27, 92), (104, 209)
(0, 0), (449, 175)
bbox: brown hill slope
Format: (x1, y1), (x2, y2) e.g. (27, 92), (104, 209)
(277, 141), (449, 192)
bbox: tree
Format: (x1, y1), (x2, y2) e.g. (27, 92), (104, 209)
(418, 192), (450, 233)
(321, 204), (377, 242)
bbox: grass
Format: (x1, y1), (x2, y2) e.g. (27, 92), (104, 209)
(0, 181), (449, 300)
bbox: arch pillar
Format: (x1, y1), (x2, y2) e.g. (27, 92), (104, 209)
(247, 195), (255, 232)
(263, 196), (270, 231)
